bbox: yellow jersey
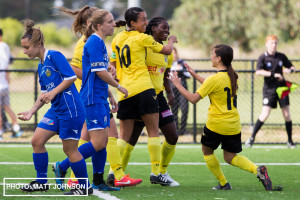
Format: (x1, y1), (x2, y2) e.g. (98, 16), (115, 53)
(70, 36), (85, 92)
(110, 30), (164, 101)
(196, 71), (241, 135)
(146, 46), (173, 94)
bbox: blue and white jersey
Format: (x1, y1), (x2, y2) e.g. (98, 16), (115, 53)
(81, 33), (109, 106)
(38, 49), (85, 119)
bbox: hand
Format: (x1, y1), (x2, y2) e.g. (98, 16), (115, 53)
(109, 96), (118, 113)
(274, 73), (283, 81)
(118, 86), (128, 98)
(168, 35), (178, 43)
(40, 91), (56, 104)
(18, 111), (33, 121)
(167, 92), (175, 106)
(108, 64), (116, 78)
(184, 62), (196, 77)
(167, 71), (181, 87)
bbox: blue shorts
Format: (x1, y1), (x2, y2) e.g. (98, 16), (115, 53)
(37, 109), (85, 140)
(85, 103), (110, 131)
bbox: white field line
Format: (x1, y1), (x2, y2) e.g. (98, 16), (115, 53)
(0, 162), (300, 166)
(0, 144), (293, 149)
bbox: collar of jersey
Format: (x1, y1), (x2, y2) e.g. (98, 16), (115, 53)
(42, 49), (49, 63)
(92, 33), (103, 40)
(218, 70), (227, 72)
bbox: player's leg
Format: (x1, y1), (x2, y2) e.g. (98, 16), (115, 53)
(280, 96), (295, 148)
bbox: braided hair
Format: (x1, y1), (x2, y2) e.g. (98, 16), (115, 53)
(145, 17), (166, 35)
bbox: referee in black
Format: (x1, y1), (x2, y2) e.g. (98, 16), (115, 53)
(246, 35), (296, 148)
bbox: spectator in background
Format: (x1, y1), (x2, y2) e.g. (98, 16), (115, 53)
(171, 47), (191, 135)
(245, 35), (296, 148)
(0, 28), (23, 140)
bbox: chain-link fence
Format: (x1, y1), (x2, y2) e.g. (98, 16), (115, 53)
(1, 58), (299, 144)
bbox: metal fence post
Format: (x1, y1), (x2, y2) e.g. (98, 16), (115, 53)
(193, 76), (197, 143)
(34, 70), (38, 128)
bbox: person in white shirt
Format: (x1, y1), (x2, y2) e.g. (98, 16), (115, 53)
(0, 28), (23, 139)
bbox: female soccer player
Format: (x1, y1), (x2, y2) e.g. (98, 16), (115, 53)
(56, 6), (119, 191)
(121, 17), (179, 187)
(18, 20), (92, 195)
(168, 44), (273, 191)
(108, 7), (177, 187)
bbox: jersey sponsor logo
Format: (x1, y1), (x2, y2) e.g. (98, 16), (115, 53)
(45, 69), (51, 77)
(148, 65), (158, 72)
(41, 117), (54, 125)
(263, 98), (269, 105)
(159, 67), (165, 74)
(279, 60), (283, 67)
(111, 52), (116, 59)
(46, 82), (55, 91)
(161, 109), (173, 118)
(72, 129), (78, 134)
(91, 62), (106, 67)
(267, 62), (272, 68)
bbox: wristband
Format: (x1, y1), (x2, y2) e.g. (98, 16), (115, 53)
(270, 72), (275, 78)
(117, 84), (121, 89)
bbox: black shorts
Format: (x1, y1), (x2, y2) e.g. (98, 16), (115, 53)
(201, 126), (242, 153)
(134, 91), (174, 128)
(263, 89), (289, 108)
(117, 89), (159, 120)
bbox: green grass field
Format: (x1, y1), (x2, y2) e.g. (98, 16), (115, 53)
(0, 144), (299, 200)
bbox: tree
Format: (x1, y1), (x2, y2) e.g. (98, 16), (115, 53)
(171, 0), (300, 53)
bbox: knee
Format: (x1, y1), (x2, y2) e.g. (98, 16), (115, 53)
(165, 134), (178, 145)
(31, 138), (44, 150)
(224, 157), (232, 165)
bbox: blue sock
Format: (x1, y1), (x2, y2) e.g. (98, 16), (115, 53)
(92, 148), (107, 174)
(33, 152), (48, 184)
(70, 158), (90, 189)
(60, 142), (96, 172)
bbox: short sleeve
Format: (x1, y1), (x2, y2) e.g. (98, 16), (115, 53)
(282, 54), (293, 68)
(110, 37), (117, 63)
(196, 75), (216, 98)
(142, 34), (164, 53)
(256, 55), (265, 70)
(51, 52), (76, 80)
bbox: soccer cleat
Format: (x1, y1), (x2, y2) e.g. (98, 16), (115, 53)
(287, 141), (296, 148)
(92, 183), (120, 191)
(245, 138), (254, 148)
(20, 180), (49, 193)
(257, 165), (272, 191)
(150, 173), (171, 186)
(11, 131), (23, 138)
(115, 174), (142, 188)
(106, 173), (115, 187)
(64, 186), (93, 195)
(212, 182), (232, 190)
(68, 179), (79, 187)
(161, 173), (180, 187)
(52, 162), (67, 191)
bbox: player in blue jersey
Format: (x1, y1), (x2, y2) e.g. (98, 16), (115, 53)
(18, 20), (92, 195)
(57, 6), (119, 191)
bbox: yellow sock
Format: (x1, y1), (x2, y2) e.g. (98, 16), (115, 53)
(160, 140), (176, 174)
(122, 143), (134, 171)
(117, 138), (127, 158)
(148, 137), (161, 175)
(70, 139), (88, 181)
(107, 137), (125, 180)
(231, 155), (258, 175)
(204, 154), (227, 186)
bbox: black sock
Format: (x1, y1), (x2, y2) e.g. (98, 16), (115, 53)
(93, 172), (104, 186)
(251, 119), (264, 139)
(285, 121), (292, 142)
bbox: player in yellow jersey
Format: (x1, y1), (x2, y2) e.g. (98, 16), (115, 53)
(168, 44), (274, 191)
(119, 17), (179, 187)
(107, 7), (177, 187)
(56, 6), (119, 191)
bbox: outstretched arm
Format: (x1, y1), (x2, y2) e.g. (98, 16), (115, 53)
(167, 71), (202, 104)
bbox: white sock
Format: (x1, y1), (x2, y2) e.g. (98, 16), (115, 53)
(13, 124), (20, 132)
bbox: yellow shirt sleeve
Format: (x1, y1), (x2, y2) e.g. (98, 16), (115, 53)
(142, 34), (164, 53)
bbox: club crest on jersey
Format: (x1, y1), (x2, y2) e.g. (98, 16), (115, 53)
(267, 62), (272, 68)
(45, 69), (51, 77)
(164, 55), (168, 63)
